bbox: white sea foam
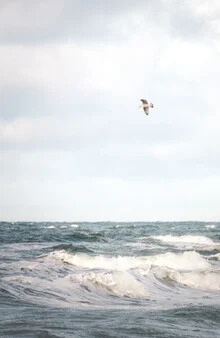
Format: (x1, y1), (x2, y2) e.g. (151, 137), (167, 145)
(69, 271), (150, 298)
(46, 251), (145, 271)
(42, 224), (79, 229)
(5, 249), (219, 309)
(163, 270), (220, 290)
(152, 235), (215, 245)
(146, 251), (210, 270)
(46, 250), (211, 272)
(150, 235), (220, 250)
(208, 253), (220, 260)
(205, 224), (216, 229)
(45, 250), (218, 294)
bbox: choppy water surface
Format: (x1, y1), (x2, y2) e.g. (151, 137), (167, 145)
(1, 221), (220, 337)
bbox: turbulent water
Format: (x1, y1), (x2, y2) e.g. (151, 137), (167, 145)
(1, 221), (220, 337)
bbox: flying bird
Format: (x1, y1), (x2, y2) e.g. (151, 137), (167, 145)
(139, 99), (154, 115)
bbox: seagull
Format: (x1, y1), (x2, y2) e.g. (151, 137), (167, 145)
(139, 99), (154, 115)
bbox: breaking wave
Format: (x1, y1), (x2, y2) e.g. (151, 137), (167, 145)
(150, 235), (220, 250)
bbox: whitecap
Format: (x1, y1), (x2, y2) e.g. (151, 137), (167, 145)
(162, 269), (220, 291)
(45, 251), (145, 271)
(152, 235), (214, 245)
(150, 235), (220, 250)
(208, 253), (220, 261)
(44, 250), (211, 272)
(145, 251), (210, 270)
(205, 224), (216, 229)
(68, 270), (150, 298)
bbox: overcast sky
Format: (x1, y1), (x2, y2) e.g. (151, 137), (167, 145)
(0, 0), (220, 222)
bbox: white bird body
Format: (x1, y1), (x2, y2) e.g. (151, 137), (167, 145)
(139, 99), (154, 115)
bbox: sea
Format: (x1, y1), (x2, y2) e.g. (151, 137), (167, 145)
(0, 221), (220, 338)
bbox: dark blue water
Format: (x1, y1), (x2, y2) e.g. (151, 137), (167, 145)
(1, 221), (220, 337)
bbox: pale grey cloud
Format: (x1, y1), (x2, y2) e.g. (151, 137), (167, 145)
(0, 0), (163, 44)
(0, 86), (51, 120)
(166, 0), (211, 39)
(0, 0), (214, 46)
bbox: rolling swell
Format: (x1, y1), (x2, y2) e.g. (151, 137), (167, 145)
(50, 243), (94, 254)
(68, 231), (106, 242)
(0, 221), (220, 337)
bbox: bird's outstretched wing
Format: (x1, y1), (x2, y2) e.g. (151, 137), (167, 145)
(143, 107), (149, 115)
(140, 99), (148, 104)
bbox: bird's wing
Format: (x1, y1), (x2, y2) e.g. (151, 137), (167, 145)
(140, 99), (148, 104)
(143, 107), (149, 115)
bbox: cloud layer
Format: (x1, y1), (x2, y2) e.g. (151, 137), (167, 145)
(0, 0), (220, 221)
